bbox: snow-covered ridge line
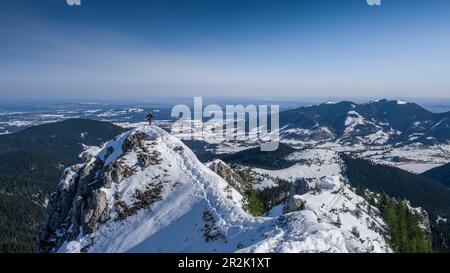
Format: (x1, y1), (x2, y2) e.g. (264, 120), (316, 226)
(38, 125), (393, 253)
(239, 148), (392, 252)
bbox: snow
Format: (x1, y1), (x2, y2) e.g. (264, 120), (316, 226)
(243, 148), (391, 252)
(266, 204), (284, 217)
(239, 211), (348, 253)
(252, 178), (278, 191)
(127, 108), (144, 113)
(249, 175), (391, 253)
(344, 111), (366, 135)
(38, 114), (65, 118)
(253, 149), (342, 183)
(3, 120), (35, 127)
(280, 125), (335, 144)
(364, 130), (390, 145)
(395, 163), (443, 174)
(59, 125), (255, 253)
(204, 158), (227, 168)
(114, 121), (150, 129)
(359, 143), (450, 173)
(97, 111), (121, 117)
(432, 118), (447, 129)
(83, 109), (101, 114)
(437, 216), (447, 224)
(58, 164), (83, 188)
(55, 125), (390, 253)
(299, 176), (390, 252)
(253, 163), (340, 183)
(96, 131), (130, 166)
(397, 100), (408, 105)
(79, 145), (101, 160)
(283, 133), (448, 175)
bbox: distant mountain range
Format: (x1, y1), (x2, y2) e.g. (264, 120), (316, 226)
(280, 99), (450, 145)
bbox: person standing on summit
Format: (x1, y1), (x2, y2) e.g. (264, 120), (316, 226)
(147, 111), (153, 125)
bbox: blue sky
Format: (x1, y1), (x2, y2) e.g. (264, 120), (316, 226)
(1, 0), (450, 101)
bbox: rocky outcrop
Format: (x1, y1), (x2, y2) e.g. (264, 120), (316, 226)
(282, 178), (317, 213)
(122, 131), (148, 152)
(284, 195), (306, 213)
(36, 165), (82, 252)
(207, 159), (247, 195)
(37, 130), (151, 253)
(103, 160), (137, 188)
(82, 190), (108, 234)
(290, 178), (317, 195)
(137, 151), (162, 169)
(404, 202), (432, 245)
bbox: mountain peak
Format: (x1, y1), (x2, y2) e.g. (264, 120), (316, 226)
(280, 99), (448, 146)
(37, 125), (249, 252)
(37, 125), (391, 253)
(396, 100), (409, 105)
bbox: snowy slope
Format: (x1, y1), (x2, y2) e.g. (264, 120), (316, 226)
(38, 125), (391, 253)
(253, 149), (342, 183)
(242, 149), (391, 252)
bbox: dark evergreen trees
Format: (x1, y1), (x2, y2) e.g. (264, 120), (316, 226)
(377, 193), (431, 252)
(0, 119), (125, 252)
(422, 163), (450, 188)
(342, 154), (450, 252)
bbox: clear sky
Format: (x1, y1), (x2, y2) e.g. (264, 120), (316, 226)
(1, 0), (449, 101)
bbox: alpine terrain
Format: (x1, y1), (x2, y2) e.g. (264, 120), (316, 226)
(37, 125), (397, 253)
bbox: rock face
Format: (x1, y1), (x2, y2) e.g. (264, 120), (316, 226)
(36, 126), (248, 253)
(122, 131), (148, 152)
(284, 195), (306, 213)
(282, 178), (314, 213)
(289, 178), (317, 195)
(207, 159), (247, 195)
(36, 130), (151, 253)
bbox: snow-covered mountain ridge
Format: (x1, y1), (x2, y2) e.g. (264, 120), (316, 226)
(37, 125), (392, 253)
(280, 99), (450, 145)
(169, 99), (450, 173)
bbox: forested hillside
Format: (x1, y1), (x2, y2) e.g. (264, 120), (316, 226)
(0, 119), (125, 252)
(422, 163), (450, 188)
(343, 155), (450, 252)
